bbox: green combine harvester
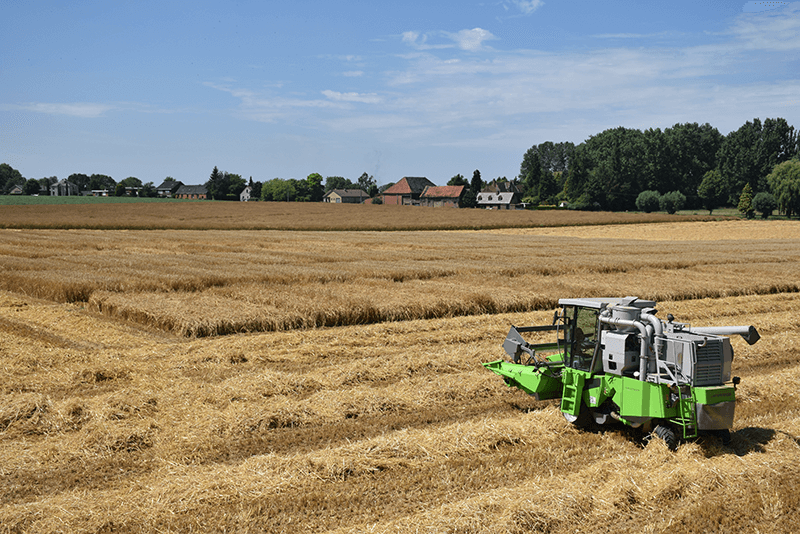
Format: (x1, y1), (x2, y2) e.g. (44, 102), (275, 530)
(483, 297), (760, 448)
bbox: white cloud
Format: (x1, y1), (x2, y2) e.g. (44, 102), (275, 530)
(322, 90), (381, 104)
(15, 102), (114, 118)
(505, 0), (544, 15)
(728, 3), (800, 50)
(342, 70), (364, 77)
(445, 28), (497, 51)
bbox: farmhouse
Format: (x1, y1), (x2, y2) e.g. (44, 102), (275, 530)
(174, 185), (208, 200)
(419, 185), (465, 207)
(477, 180), (523, 209)
(157, 180), (182, 198)
(323, 188), (369, 204)
(240, 185), (252, 202)
(381, 177), (435, 206)
(50, 179), (79, 196)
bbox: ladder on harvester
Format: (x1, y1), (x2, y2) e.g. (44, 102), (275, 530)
(672, 390), (698, 439)
(560, 370), (585, 417)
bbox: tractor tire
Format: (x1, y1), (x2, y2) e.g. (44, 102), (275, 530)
(563, 403), (592, 429)
(653, 424), (678, 450)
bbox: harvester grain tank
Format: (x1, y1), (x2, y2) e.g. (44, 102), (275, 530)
(483, 297), (760, 448)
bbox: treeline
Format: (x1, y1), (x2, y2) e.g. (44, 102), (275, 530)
(252, 172), (380, 202)
(0, 167), (170, 197)
(520, 118), (800, 215)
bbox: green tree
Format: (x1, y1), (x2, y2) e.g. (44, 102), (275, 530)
(664, 123), (723, 208)
(23, 178), (40, 195)
(225, 173), (247, 200)
(752, 191), (777, 219)
(766, 160), (800, 218)
(358, 172), (378, 197)
(67, 173), (90, 193)
(0, 163), (25, 194)
(635, 190), (661, 213)
(261, 178), (296, 202)
(306, 173), (324, 202)
(89, 174), (116, 191)
(325, 176), (355, 192)
(447, 174), (467, 187)
(142, 182), (156, 197)
(461, 170), (483, 208)
(659, 191), (686, 214)
(698, 170), (727, 214)
(717, 118), (798, 204)
(737, 183), (755, 218)
(206, 166), (224, 200)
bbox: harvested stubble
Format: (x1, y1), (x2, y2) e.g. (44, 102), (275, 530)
(1, 221), (800, 337)
(1, 289), (800, 533)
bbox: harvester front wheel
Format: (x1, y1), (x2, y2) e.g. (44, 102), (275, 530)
(652, 424), (678, 450)
(563, 403), (592, 429)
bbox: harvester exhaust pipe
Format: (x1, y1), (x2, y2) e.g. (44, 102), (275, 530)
(687, 325), (760, 345)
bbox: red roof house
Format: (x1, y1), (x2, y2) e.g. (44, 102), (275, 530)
(419, 185), (465, 208)
(381, 177), (435, 205)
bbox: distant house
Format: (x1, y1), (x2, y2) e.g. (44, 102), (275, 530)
(91, 189), (110, 197)
(476, 180), (523, 210)
(419, 185), (465, 208)
(157, 180), (182, 198)
(240, 185), (252, 202)
(174, 185), (208, 200)
(381, 177), (435, 206)
(323, 188), (368, 204)
(50, 179), (78, 197)
(9, 185), (23, 195)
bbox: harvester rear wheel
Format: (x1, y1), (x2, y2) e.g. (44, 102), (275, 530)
(653, 424), (678, 450)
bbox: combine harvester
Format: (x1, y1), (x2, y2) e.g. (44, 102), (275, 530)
(484, 297), (760, 449)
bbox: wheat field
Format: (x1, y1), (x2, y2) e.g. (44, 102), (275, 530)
(1, 219), (799, 533)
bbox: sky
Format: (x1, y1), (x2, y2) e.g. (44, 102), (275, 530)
(2, 0), (799, 187)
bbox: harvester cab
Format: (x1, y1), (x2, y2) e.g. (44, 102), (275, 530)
(484, 297), (760, 448)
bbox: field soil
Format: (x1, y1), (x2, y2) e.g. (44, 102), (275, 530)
(1, 219), (799, 533)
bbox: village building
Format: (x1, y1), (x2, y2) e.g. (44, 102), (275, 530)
(323, 188), (369, 204)
(419, 185), (465, 208)
(240, 185), (252, 202)
(157, 180), (182, 198)
(381, 177), (435, 206)
(476, 179), (523, 210)
(174, 184), (208, 200)
(50, 179), (79, 196)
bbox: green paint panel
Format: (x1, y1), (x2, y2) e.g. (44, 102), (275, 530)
(616, 377), (668, 418)
(694, 385), (735, 405)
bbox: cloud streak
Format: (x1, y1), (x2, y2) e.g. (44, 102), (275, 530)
(12, 102), (114, 118)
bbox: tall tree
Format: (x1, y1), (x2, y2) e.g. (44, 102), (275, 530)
(447, 174), (467, 187)
(358, 172), (378, 197)
(717, 117), (798, 203)
(698, 169), (727, 214)
(67, 173), (90, 192)
(664, 122), (723, 208)
(325, 176), (355, 192)
(767, 160), (800, 218)
(0, 163), (25, 194)
(306, 173), (324, 202)
(89, 174), (116, 191)
(206, 166), (224, 200)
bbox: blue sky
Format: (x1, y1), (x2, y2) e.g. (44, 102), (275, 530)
(2, 1), (799, 187)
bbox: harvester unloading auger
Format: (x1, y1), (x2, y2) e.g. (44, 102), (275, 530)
(483, 297), (760, 449)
